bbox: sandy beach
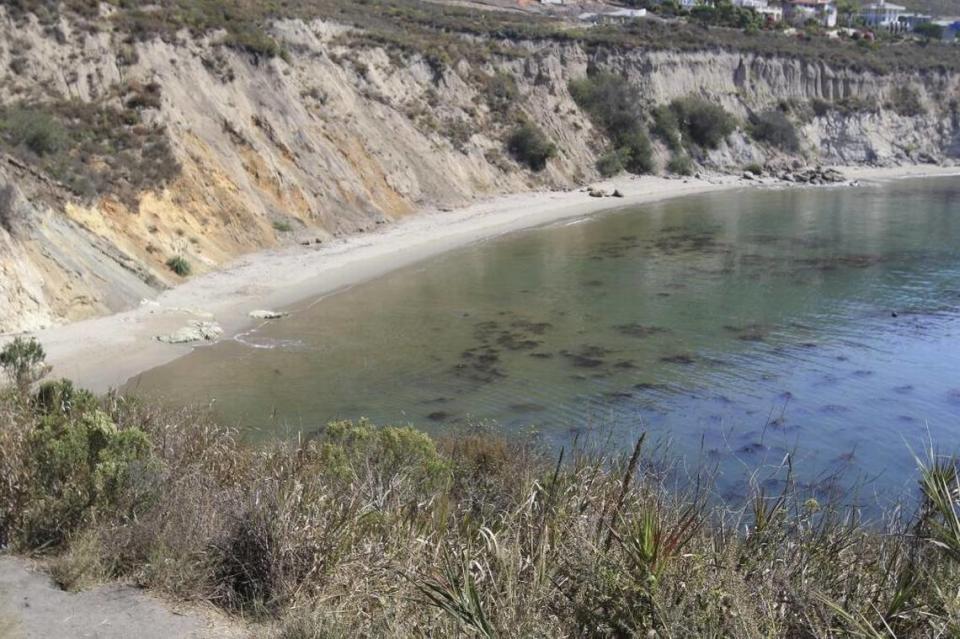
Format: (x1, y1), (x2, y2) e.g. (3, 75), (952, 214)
(18, 164), (959, 393)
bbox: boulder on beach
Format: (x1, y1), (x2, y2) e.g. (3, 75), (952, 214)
(156, 321), (223, 344)
(249, 310), (288, 319)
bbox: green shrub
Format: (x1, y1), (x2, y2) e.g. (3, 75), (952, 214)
(0, 100), (179, 203)
(313, 419), (449, 486)
(744, 162), (763, 175)
(0, 108), (66, 156)
(506, 122), (557, 172)
(749, 109), (800, 152)
(1, 337), (48, 391)
(667, 152), (694, 175)
(669, 96), (736, 149)
(22, 397), (151, 547)
(570, 73), (653, 174)
(651, 105), (682, 151)
(166, 255), (192, 277)
(596, 148), (629, 177)
(224, 26), (286, 59)
(272, 220), (293, 233)
(481, 72), (518, 118)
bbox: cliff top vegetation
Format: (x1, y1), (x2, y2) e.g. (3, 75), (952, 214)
(4, 0), (960, 74)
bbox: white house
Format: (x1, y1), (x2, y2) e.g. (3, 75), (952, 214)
(861, 0), (906, 30)
(898, 12), (932, 31)
(578, 8), (647, 23)
(784, 0), (838, 27)
(733, 0), (783, 22)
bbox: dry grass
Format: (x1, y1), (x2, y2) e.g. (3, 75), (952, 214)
(0, 384), (958, 637)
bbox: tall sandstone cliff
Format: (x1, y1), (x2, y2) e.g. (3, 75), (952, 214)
(1, 9), (958, 333)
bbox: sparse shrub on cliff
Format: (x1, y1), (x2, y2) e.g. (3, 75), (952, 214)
(652, 104), (682, 151)
(506, 122), (557, 172)
(596, 148), (629, 177)
(749, 109), (800, 152)
(890, 86), (925, 117)
(668, 96), (736, 150)
(570, 73), (653, 174)
(479, 71), (519, 119)
(0, 100), (178, 203)
(667, 152), (694, 175)
(0, 108), (67, 156)
(166, 255), (192, 277)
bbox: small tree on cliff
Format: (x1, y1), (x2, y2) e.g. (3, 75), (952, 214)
(0, 337), (49, 393)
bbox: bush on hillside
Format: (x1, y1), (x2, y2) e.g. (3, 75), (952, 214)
(506, 122), (557, 172)
(669, 96), (737, 149)
(0, 99), (179, 203)
(596, 147), (629, 177)
(667, 152), (694, 175)
(889, 86), (925, 117)
(651, 105), (682, 150)
(0, 108), (67, 156)
(0, 378), (150, 549)
(480, 71), (518, 118)
(0, 337), (48, 392)
(166, 255), (192, 277)
(569, 73), (653, 174)
(749, 109), (800, 152)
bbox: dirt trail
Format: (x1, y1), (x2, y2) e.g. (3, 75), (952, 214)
(0, 557), (247, 639)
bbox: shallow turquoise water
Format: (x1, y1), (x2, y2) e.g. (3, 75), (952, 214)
(129, 177), (960, 505)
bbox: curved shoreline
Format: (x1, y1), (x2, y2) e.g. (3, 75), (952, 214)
(21, 165), (960, 393)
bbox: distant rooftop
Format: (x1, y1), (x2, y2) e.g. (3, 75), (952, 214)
(862, 1), (906, 10)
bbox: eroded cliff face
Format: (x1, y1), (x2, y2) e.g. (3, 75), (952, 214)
(0, 8), (957, 333)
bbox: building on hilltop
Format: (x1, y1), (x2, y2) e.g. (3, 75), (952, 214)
(577, 8), (647, 23)
(897, 12), (932, 31)
(860, 0), (907, 30)
(732, 0), (783, 22)
(784, 0), (837, 27)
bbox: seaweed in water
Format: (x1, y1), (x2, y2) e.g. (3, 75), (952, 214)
(560, 345), (614, 369)
(660, 353), (696, 365)
(723, 323), (770, 342)
(634, 382), (669, 392)
(615, 323), (670, 338)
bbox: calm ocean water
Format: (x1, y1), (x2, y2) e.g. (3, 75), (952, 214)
(129, 176), (960, 504)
